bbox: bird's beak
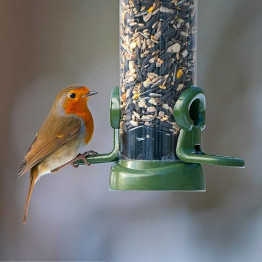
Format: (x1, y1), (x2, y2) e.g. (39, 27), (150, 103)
(84, 91), (98, 97)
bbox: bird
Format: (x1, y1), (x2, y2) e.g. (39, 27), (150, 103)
(18, 85), (97, 224)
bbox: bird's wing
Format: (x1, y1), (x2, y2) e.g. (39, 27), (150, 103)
(18, 116), (82, 177)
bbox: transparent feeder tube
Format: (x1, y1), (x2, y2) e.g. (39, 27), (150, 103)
(120, 0), (197, 161)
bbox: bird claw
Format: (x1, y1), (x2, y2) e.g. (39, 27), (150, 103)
(71, 150), (98, 167)
(84, 150), (98, 158)
(71, 162), (79, 168)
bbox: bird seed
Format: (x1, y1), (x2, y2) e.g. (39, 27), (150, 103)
(120, 0), (197, 160)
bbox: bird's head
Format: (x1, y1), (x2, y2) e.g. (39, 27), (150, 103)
(54, 85), (98, 116)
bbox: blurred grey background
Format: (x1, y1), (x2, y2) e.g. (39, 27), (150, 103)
(0, 0), (261, 261)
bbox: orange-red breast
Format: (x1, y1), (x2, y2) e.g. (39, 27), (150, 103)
(18, 85), (97, 224)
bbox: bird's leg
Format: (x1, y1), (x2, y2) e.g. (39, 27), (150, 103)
(50, 150), (98, 173)
(71, 150), (98, 168)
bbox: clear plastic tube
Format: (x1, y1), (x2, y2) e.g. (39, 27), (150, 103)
(120, 0), (197, 160)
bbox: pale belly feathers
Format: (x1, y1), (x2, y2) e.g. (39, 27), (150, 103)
(36, 124), (86, 177)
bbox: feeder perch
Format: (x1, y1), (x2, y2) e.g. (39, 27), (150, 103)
(75, 0), (245, 191)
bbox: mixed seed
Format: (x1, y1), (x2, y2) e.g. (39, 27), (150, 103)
(120, 0), (197, 160)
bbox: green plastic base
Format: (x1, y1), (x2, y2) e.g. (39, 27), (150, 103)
(110, 160), (205, 191)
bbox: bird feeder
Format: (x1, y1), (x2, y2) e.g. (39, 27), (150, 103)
(75, 0), (244, 190)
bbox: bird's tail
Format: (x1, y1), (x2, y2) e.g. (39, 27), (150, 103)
(23, 167), (38, 224)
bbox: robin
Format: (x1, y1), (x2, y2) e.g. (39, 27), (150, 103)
(18, 85), (97, 224)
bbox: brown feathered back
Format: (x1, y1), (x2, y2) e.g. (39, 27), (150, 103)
(18, 85), (86, 177)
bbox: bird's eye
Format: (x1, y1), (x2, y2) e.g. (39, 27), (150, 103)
(69, 93), (76, 99)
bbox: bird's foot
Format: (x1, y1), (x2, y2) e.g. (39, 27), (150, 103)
(71, 150), (98, 168)
(51, 151), (98, 172)
(51, 150), (97, 173)
(84, 150), (98, 158)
